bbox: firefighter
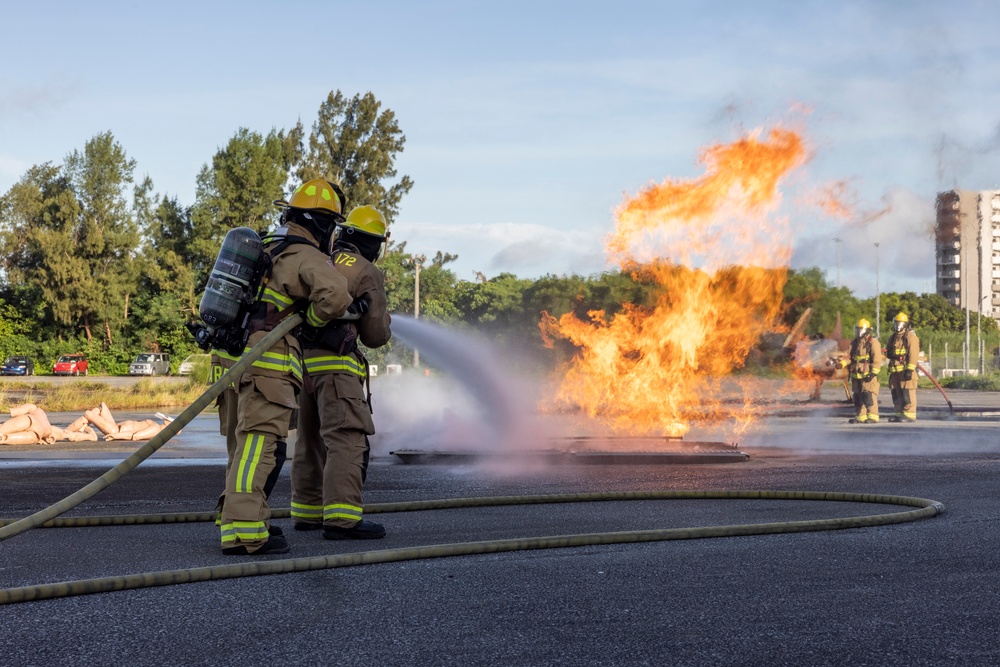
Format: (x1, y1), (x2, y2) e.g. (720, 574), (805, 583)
(886, 312), (920, 422)
(291, 205), (392, 540)
(217, 179), (353, 555)
(843, 318), (883, 423)
(212, 349), (290, 525)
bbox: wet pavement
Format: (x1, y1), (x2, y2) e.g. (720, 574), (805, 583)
(1, 386), (999, 666)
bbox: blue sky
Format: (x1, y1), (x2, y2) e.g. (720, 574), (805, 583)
(3, 1), (1000, 298)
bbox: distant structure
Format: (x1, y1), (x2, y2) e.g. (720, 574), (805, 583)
(934, 189), (1000, 323)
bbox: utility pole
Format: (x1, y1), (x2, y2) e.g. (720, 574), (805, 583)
(413, 254), (425, 368)
(964, 258), (970, 373)
(833, 237), (842, 288)
(874, 242), (880, 339)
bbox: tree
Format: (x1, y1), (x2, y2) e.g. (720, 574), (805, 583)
(190, 126), (300, 287)
(0, 132), (141, 346)
(298, 90), (413, 222)
(64, 132), (141, 345)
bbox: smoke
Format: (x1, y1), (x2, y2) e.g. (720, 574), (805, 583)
(371, 316), (552, 459)
(791, 186), (935, 296)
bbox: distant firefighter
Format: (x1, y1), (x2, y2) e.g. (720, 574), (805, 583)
(886, 312), (920, 422)
(842, 319), (883, 424)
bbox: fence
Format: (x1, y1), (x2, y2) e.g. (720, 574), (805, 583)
(924, 340), (1000, 378)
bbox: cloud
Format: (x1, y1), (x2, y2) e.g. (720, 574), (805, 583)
(393, 217), (609, 279)
(791, 187), (936, 296)
(0, 78), (77, 120)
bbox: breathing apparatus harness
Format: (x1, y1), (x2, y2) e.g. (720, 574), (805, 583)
(186, 224), (337, 357)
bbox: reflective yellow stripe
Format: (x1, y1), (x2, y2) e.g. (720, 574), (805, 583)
(248, 349), (303, 381)
(220, 520), (268, 544)
(261, 287), (294, 308)
(303, 355), (366, 377)
(290, 502), (324, 520)
(213, 349), (241, 362)
(324, 503), (363, 522)
(236, 433), (264, 493)
(905, 364), (916, 370)
(306, 302), (329, 327)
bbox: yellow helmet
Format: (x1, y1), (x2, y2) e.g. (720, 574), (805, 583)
(273, 179), (345, 220)
(894, 312), (908, 323)
(344, 205), (388, 238)
(893, 312), (909, 332)
(855, 319), (871, 337)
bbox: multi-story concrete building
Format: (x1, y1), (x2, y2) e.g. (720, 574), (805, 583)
(934, 189), (1000, 323)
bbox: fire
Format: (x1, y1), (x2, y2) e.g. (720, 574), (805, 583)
(542, 126), (808, 436)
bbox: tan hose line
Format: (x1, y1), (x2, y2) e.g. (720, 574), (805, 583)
(0, 490), (944, 605)
(0, 313), (304, 543)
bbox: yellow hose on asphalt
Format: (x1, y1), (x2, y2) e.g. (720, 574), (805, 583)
(0, 490), (944, 605)
(0, 314), (304, 543)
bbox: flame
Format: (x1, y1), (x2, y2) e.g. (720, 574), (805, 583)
(542, 126), (808, 436)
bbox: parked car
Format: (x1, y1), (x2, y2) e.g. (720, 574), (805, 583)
(53, 354), (88, 376)
(130, 353), (171, 376)
(0, 356), (35, 376)
(177, 354), (210, 376)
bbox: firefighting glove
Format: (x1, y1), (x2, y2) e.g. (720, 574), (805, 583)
(864, 373), (876, 382)
(903, 369), (913, 382)
(346, 297), (369, 317)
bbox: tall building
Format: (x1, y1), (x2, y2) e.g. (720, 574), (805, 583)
(934, 189), (1000, 323)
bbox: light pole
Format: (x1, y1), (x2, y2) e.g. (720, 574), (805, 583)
(959, 209), (970, 372)
(874, 242), (880, 339)
(978, 294), (989, 375)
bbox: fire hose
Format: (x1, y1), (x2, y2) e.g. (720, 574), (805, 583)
(0, 313), (304, 543)
(917, 362), (955, 415)
(0, 490), (944, 605)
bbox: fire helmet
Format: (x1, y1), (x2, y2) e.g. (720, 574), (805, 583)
(855, 319), (871, 338)
(893, 312), (909, 333)
(273, 180), (346, 250)
(337, 205), (390, 262)
(273, 179), (345, 219)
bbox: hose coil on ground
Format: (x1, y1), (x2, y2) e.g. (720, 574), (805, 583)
(0, 490), (944, 605)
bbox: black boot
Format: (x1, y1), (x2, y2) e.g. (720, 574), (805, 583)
(323, 520), (386, 540)
(223, 533), (290, 555)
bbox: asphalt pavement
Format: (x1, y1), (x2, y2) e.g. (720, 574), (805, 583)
(1, 386), (999, 667)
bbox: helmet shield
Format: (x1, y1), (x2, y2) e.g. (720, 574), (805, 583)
(855, 319), (871, 338)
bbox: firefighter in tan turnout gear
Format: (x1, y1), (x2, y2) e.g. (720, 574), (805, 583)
(291, 205), (392, 540)
(844, 318), (883, 424)
(886, 312), (920, 422)
(218, 180), (353, 555)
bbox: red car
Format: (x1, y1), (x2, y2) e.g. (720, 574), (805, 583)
(53, 354), (88, 376)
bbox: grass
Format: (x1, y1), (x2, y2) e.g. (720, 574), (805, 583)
(936, 372), (1000, 392)
(0, 378), (212, 413)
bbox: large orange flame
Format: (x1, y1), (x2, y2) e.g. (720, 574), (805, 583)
(542, 126), (808, 436)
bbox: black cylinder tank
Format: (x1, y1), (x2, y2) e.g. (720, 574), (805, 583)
(199, 227), (264, 327)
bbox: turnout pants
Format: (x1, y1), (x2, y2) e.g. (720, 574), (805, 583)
(292, 372), (374, 530)
(851, 377), (880, 423)
(889, 372), (917, 421)
(219, 375), (298, 552)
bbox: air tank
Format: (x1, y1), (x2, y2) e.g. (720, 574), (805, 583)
(199, 227), (264, 327)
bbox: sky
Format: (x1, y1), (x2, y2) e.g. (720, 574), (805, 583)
(3, 0), (1000, 298)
